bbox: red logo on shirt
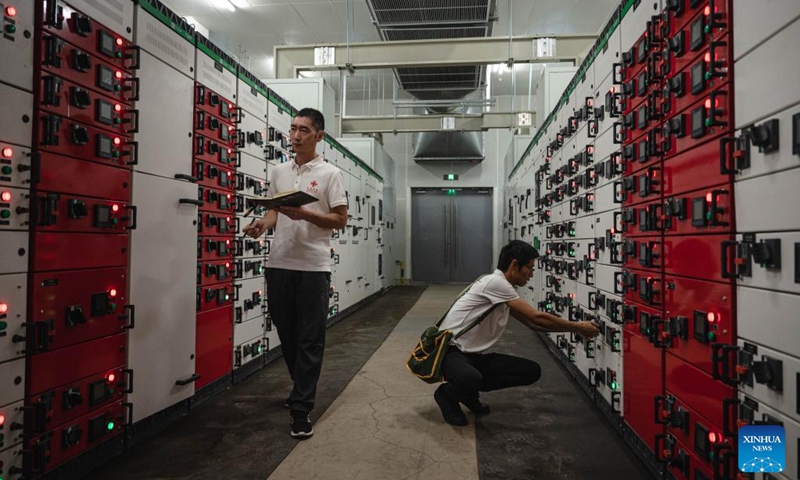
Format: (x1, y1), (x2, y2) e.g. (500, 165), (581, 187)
(307, 180), (320, 194)
(310, 181), (318, 188)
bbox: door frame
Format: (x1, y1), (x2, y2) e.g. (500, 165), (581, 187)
(409, 187), (494, 283)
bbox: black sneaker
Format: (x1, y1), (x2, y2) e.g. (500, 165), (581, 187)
(461, 396), (490, 415)
(434, 385), (468, 426)
(290, 411), (314, 438)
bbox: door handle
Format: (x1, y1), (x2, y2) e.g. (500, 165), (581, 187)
(444, 203), (448, 267)
(453, 202), (459, 267)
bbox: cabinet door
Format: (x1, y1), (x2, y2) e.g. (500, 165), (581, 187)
(128, 173), (198, 421)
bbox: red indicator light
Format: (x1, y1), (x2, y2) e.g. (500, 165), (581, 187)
(226, 240), (231, 245)
(0, 303), (8, 314)
(109, 288), (118, 297)
(227, 148), (232, 154)
(113, 137), (121, 145)
(704, 6), (711, 16)
(706, 192), (713, 203)
(569, 293), (576, 299)
(587, 99), (594, 107)
(1, 191), (11, 202)
(707, 312), (716, 323)
(0, 413), (5, 426)
(229, 103), (234, 110)
(610, 87), (616, 94)
(588, 146), (594, 154)
(116, 38), (123, 46)
(227, 217), (231, 222)
(5, 6), (16, 17)
(610, 228), (616, 234)
(114, 104), (122, 112)
(588, 194), (594, 201)
(708, 432), (717, 443)
(115, 71), (123, 79)
(705, 53), (711, 63)
(107, 373), (116, 382)
(2, 147), (12, 158)
(258, 290), (263, 295)
(225, 262), (230, 268)
(112, 204), (120, 212)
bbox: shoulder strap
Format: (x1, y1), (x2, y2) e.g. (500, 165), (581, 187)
(434, 274), (488, 328)
(452, 302), (500, 340)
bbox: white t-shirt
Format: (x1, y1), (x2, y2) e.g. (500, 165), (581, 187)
(439, 270), (520, 353)
(265, 155), (347, 272)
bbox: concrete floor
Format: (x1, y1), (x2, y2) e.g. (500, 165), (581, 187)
(83, 284), (653, 480)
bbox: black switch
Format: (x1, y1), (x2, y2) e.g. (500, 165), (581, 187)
(752, 356), (783, 392)
(68, 199), (88, 218)
(66, 305), (86, 326)
(62, 424), (83, 448)
(752, 239), (781, 269)
(71, 125), (90, 145)
(71, 13), (92, 36)
(71, 49), (92, 72)
(63, 387), (84, 410)
(748, 119), (779, 154)
(70, 87), (91, 109)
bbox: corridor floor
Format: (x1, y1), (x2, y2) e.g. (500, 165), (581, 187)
(85, 284), (651, 480)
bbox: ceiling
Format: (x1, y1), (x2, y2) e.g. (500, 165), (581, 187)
(160, 0), (620, 96)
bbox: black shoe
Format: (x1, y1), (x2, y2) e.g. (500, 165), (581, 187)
(290, 411), (314, 438)
(461, 396), (490, 415)
(434, 385), (468, 426)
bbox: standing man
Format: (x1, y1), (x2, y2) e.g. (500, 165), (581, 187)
(434, 240), (600, 426)
(243, 108), (347, 438)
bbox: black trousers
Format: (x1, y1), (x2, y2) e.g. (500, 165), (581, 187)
(440, 346), (542, 402)
(266, 268), (330, 414)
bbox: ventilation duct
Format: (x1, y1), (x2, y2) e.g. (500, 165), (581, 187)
(366, 0), (495, 161)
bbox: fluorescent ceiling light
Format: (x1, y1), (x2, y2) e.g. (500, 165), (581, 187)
(229, 0), (251, 7)
(209, 0), (235, 12)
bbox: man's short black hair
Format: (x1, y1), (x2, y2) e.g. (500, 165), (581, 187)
(296, 108), (325, 132)
(497, 240), (539, 271)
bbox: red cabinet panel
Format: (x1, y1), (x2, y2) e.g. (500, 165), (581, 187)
(30, 268), (130, 351)
(27, 334), (126, 397)
(195, 307), (233, 389)
(33, 233), (128, 271)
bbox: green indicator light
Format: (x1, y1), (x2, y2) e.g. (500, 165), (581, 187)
(225, 294), (230, 301)
(115, 118), (121, 124)
(707, 332), (716, 341)
(115, 85), (121, 91)
(0, 210), (10, 219)
(705, 119), (711, 127)
(5, 24), (16, 34)
(706, 212), (712, 220)
(447, 174), (455, 180)
(116, 52), (122, 58)
(705, 72), (712, 80)
(447, 189), (456, 195)
(1, 166), (12, 174)
(610, 381), (617, 390)
(109, 303), (117, 311)
(107, 421), (115, 431)
(109, 388), (115, 394)
(113, 151), (120, 158)
(0, 321), (7, 330)
(704, 25), (711, 34)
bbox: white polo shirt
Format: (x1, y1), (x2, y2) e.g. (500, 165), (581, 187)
(265, 155), (347, 272)
(439, 270), (520, 353)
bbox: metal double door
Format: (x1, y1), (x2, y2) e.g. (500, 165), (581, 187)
(411, 188), (493, 283)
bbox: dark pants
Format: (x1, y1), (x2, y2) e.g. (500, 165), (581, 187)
(440, 346), (542, 402)
(266, 268), (330, 414)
